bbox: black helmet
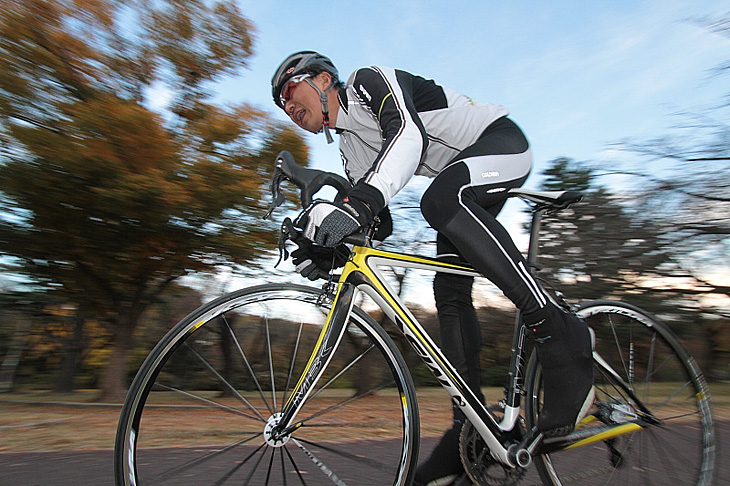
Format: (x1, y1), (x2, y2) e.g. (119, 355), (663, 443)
(271, 51), (339, 109)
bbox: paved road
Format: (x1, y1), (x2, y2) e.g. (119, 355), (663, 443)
(1, 423), (727, 485)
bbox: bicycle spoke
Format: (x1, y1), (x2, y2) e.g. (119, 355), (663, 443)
(265, 315), (278, 411)
(265, 444), (276, 484)
(643, 353), (674, 384)
(662, 410), (702, 421)
(154, 433), (262, 482)
(212, 442), (269, 486)
(652, 379), (693, 411)
(283, 444), (311, 485)
(308, 343), (375, 401)
(183, 342), (267, 421)
(618, 431), (639, 483)
(242, 443), (270, 485)
(646, 428), (693, 481)
(152, 382), (263, 422)
(297, 436), (396, 471)
(283, 320), (305, 405)
(291, 438), (349, 485)
(595, 369), (632, 404)
(609, 315), (631, 384)
(296, 380), (395, 427)
(117, 285), (418, 486)
(646, 357), (674, 387)
(643, 332), (657, 401)
(222, 313), (273, 415)
(278, 448), (288, 486)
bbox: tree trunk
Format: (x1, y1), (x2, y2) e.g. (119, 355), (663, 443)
(54, 307), (87, 393)
(0, 314), (31, 393)
(98, 317), (135, 402)
(707, 318), (730, 381)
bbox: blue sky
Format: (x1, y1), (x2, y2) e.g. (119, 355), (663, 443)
(208, 0), (729, 268)
(155, 1), (730, 305)
(225, 0), (729, 181)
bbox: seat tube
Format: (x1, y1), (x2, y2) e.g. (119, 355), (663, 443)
(278, 282), (357, 427)
(505, 208), (545, 412)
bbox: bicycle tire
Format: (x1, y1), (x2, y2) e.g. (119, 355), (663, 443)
(524, 300), (715, 486)
(114, 283), (419, 486)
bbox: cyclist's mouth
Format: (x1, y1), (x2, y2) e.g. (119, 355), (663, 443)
(296, 109), (305, 124)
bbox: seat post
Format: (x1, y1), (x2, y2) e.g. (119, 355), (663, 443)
(526, 208), (546, 266)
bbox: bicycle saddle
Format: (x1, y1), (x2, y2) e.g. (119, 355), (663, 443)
(508, 189), (583, 210)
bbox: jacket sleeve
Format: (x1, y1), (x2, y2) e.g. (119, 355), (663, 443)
(347, 66), (428, 214)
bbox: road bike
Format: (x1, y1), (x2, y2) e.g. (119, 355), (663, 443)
(114, 151), (716, 485)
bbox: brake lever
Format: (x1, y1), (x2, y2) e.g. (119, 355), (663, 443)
(263, 160), (287, 220)
(274, 217), (297, 268)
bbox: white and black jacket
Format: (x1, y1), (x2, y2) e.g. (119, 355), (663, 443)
(335, 65), (509, 214)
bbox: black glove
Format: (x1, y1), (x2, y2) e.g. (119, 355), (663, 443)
(294, 196), (373, 247)
(291, 237), (350, 281)
(373, 206), (392, 244)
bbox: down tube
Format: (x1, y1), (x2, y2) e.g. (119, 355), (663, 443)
(347, 269), (513, 466)
(278, 282), (356, 429)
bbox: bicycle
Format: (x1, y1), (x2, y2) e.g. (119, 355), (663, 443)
(114, 151), (716, 485)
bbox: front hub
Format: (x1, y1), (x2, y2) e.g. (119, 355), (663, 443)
(263, 413), (291, 447)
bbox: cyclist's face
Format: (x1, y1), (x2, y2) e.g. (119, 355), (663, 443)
(283, 72), (331, 133)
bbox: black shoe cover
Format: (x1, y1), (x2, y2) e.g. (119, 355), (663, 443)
(414, 424), (465, 486)
(527, 304), (595, 437)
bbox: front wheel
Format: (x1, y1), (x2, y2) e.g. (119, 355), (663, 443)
(114, 283), (419, 486)
(525, 300), (715, 486)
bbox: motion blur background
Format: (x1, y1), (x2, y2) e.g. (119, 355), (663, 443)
(0, 0), (728, 416)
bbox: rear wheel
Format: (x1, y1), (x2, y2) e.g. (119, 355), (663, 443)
(525, 300), (715, 486)
(114, 283), (419, 485)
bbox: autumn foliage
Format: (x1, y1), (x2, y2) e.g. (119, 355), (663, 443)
(0, 0), (308, 399)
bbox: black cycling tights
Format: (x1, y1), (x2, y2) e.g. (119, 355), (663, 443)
(420, 117), (545, 420)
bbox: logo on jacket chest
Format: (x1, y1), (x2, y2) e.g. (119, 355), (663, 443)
(358, 84), (373, 103)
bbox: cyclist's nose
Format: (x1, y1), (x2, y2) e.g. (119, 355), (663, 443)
(284, 100), (296, 117)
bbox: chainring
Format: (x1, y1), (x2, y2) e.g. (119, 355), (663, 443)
(459, 420), (527, 486)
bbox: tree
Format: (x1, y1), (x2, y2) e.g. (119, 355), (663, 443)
(534, 13), (730, 376)
(596, 11), (730, 317)
(531, 158), (670, 305)
(533, 157), (728, 376)
(0, 0), (308, 399)
(599, 139), (730, 313)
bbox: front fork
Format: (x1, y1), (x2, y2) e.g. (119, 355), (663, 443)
(272, 281), (356, 439)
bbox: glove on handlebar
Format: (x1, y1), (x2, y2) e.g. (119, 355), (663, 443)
(294, 197), (373, 247)
(291, 237), (350, 281)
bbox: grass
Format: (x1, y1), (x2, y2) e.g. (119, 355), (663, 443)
(1, 383), (728, 453)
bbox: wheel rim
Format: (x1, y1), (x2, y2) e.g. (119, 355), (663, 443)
(116, 286), (418, 485)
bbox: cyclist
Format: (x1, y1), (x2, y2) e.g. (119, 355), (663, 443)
(272, 51), (594, 486)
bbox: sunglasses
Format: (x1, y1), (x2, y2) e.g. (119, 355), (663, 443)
(279, 74), (310, 107)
